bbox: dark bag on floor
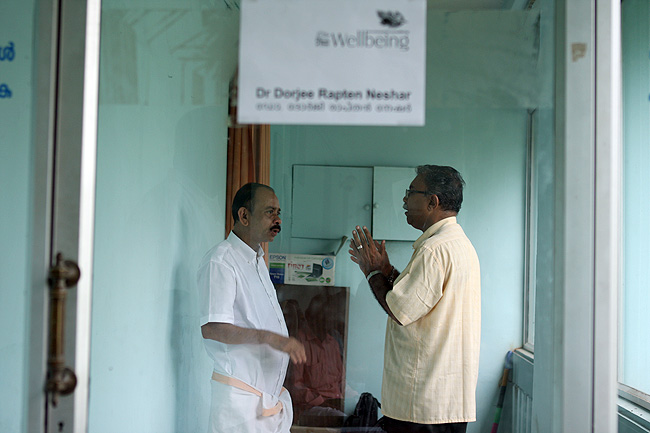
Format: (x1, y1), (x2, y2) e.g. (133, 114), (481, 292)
(344, 392), (381, 429)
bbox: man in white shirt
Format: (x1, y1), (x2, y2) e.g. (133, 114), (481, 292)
(198, 183), (306, 433)
(349, 165), (481, 433)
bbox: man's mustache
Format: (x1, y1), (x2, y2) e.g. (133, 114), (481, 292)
(271, 224), (282, 233)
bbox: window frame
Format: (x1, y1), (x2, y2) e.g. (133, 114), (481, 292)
(523, 108), (537, 353)
(619, 384), (650, 411)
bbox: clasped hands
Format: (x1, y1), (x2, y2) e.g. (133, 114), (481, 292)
(349, 225), (392, 278)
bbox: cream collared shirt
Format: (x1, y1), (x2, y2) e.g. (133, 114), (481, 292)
(383, 216), (481, 424)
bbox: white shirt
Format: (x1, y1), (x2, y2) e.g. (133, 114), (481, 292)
(383, 217), (481, 424)
(198, 232), (289, 396)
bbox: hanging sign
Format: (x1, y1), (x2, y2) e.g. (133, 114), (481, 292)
(237, 0), (427, 126)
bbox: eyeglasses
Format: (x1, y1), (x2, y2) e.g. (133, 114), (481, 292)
(404, 188), (430, 198)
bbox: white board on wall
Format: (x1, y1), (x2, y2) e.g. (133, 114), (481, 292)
(238, 0), (427, 126)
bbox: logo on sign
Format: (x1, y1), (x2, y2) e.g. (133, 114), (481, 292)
(315, 10), (410, 51)
(377, 11), (407, 28)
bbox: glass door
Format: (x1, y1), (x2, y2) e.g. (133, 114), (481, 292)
(87, 1), (239, 432)
(0, 1), (40, 431)
(0, 1), (622, 432)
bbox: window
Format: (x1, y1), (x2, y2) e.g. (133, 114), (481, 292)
(620, 0), (650, 410)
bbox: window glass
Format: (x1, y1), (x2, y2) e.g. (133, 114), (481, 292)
(0, 1), (36, 431)
(621, 0), (650, 397)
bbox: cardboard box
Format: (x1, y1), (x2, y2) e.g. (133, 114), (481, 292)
(269, 253), (336, 286)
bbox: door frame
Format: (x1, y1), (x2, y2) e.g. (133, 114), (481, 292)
(26, 0), (101, 432)
(552, 0), (621, 431)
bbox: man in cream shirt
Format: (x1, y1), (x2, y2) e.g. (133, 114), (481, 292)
(349, 165), (480, 433)
(198, 183), (306, 433)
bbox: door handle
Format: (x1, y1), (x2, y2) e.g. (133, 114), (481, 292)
(46, 253), (80, 406)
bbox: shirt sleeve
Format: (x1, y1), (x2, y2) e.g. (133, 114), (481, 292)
(197, 258), (237, 326)
(386, 246), (444, 326)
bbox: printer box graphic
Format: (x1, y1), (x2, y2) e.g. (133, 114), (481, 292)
(268, 254), (335, 286)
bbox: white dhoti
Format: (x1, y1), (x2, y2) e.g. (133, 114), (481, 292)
(208, 373), (293, 433)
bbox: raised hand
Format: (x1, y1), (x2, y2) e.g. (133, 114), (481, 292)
(349, 225), (392, 276)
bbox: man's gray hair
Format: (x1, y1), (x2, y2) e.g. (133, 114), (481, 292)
(416, 165), (465, 213)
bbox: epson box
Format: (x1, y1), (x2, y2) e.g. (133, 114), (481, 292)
(268, 254), (335, 286)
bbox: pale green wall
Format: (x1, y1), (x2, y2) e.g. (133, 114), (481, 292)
(268, 11), (549, 432)
(88, 3), (238, 432)
(0, 1), (35, 432)
(271, 111), (526, 432)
